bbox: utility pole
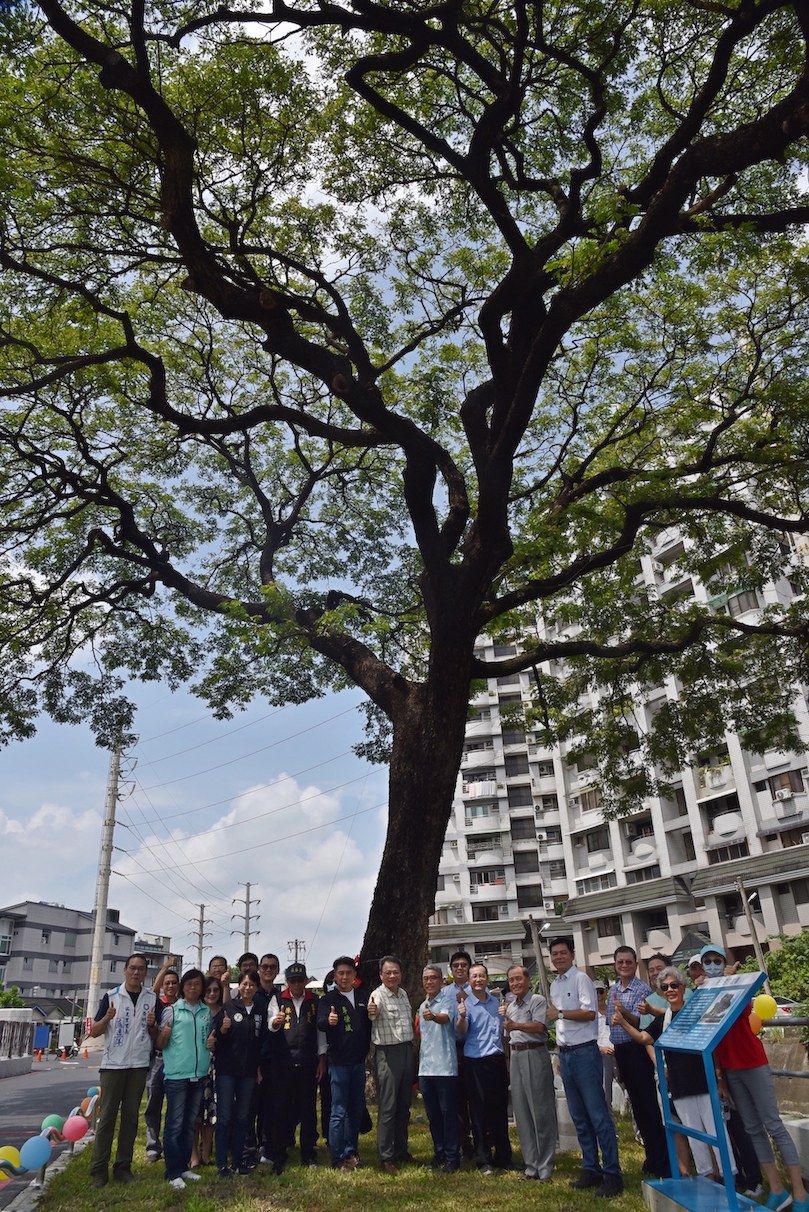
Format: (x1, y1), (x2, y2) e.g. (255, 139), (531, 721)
(190, 904), (212, 969)
(287, 939), (306, 963)
(736, 876), (771, 995)
(231, 882), (260, 952)
(525, 915), (550, 1001)
(85, 736), (124, 1040)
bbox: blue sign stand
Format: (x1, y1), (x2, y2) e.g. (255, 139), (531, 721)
(643, 972), (766, 1212)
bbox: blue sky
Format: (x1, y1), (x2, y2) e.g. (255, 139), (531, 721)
(0, 682), (389, 980)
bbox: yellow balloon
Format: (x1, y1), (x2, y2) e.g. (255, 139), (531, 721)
(753, 994), (777, 1022)
(749, 1011), (763, 1035)
(0, 1146), (21, 1168)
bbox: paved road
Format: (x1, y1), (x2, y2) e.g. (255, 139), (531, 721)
(0, 1058), (101, 1210)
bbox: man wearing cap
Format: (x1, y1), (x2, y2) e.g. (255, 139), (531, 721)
(688, 954), (706, 986)
(267, 962), (325, 1172)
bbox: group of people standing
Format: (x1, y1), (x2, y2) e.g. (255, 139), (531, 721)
(86, 937), (806, 1206)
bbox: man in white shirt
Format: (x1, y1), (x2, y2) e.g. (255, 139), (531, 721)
(548, 937), (623, 1198)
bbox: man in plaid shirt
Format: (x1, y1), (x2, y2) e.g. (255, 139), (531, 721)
(607, 945), (669, 1178)
(368, 956), (415, 1173)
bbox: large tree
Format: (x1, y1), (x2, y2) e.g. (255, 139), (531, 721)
(1, 0), (809, 983)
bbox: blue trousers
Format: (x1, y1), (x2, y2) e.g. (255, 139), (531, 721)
(163, 1078), (205, 1181)
(419, 1075), (459, 1166)
(215, 1074), (256, 1171)
(328, 1063), (365, 1165)
(559, 1041), (621, 1177)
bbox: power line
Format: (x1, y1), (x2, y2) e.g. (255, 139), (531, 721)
(135, 704), (361, 789)
(113, 799), (383, 875)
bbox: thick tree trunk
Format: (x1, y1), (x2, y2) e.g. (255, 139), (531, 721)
(358, 653), (473, 998)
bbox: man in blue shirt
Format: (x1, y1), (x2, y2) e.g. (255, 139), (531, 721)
(418, 965), (459, 1173)
(456, 963), (512, 1174)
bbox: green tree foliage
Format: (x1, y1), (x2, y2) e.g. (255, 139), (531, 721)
(0, 985), (25, 1008)
(1, 0), (809, 973)
(742, 932), (809, 1003)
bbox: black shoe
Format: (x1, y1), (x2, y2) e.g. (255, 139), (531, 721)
(271, 1163), (284, 1176)
(218, 1167), (233, 1179)
(596, 1175), (624, 1199)
(91, 1174), (108, 1189)
(479, 1164), (495, 1175)
(442, 1162), (460, 1174)
(113, 1169), (137, 1183)
(570, 1170), (604, 1189)
(237, 1165), (252, 1175)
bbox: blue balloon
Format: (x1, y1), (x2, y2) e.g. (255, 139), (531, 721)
(20, 1135), (52, 1171)
(86, 1086), (99, 1096)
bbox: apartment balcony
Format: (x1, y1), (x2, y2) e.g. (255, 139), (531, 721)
(467, 841), (513, 863)
(461, 747), (495, 767)
(469, 880), (517, 901)
(696, 762), (736, 801)
(537, 841), (565, 861)
(462, 779), (502, 799)
(706, 810), (747, 848)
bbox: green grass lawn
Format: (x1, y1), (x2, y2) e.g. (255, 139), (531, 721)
(38, 1109), (653, 1212)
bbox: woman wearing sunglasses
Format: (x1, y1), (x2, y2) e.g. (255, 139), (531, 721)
(612, 966), (735, 1182)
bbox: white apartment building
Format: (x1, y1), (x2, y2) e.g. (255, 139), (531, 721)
(429, 529), (809, 974)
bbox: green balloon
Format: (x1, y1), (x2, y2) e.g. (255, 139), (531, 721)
(40, 1115), (64, 1132)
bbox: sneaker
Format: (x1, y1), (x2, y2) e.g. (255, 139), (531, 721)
(168, 1177), (186, 1190)
(570, 1170), (604, 1189)
(145, 1153), (161, 1164)
(218, 1167), (232, 1179)
(259, 1154), (273, 1164)
(182, 1171), (201, 1181)
(479, 1164), (495, 1175)
(442, 1162), (460, 1174)
(596, 1175), (625, 1199)
(766, 1193), (793, 1212)
(742, 1186), (765, 1200)
(791, 1199), (809, 1212)
(237, 1165), (252, 1176)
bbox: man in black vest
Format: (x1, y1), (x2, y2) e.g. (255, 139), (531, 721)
(268, 962), (326, 1172)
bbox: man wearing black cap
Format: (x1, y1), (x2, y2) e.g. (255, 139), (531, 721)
(267, 962), (325, 1172)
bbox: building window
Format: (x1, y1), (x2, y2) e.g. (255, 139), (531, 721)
(110, 960), (118, 972)
(626, 865), (661, 884)
(497, 672), (520, 686)
(472, 904), (506, 922)
(48, 959), (58, 972)
(769, 769), (805, 795)
(464, 803), (498, 824)
(707, 842), (749, 864)
(62, 960), (71, 973)
(466, 833), (503, 859)
(505, 754), (529, 777)
(510, 817), (537, 840)
(514, 849), (540, 874)
(516, 884), (543, 909)
(597, 915), (622, 938)
(23, 956), (33, 970)
(544, 860), (566, 879)
(793, 878), (809, 904)
(41, 930), (50, 945)
(538, 825), (562, 847)
(493, 643), (517, 657)
(727, 589), (761, 617)
(780, 828), (809, 849)
(470, 707), (491, 721)
(436, 875), (445, 892)
(64, 930), (77, 948)
(502, 727), (526, 746)
(470, 868), (506, 887)
(508, 784), (532, 807)
(538, 794), (559, 812)
(585, 827), (610, 853)
(0, 935), (10, 956)
(576, 873), (618, 895)
(498, 693), (521, 706)
(574, 787), (602, 813)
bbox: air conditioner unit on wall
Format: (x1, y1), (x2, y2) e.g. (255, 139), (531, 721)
(774, 788), (793, 802)
(801, 832), (809, 845)
(543, 900), (556, 912)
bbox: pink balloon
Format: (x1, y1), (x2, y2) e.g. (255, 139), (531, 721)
(61, 1116), (89, 1142)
